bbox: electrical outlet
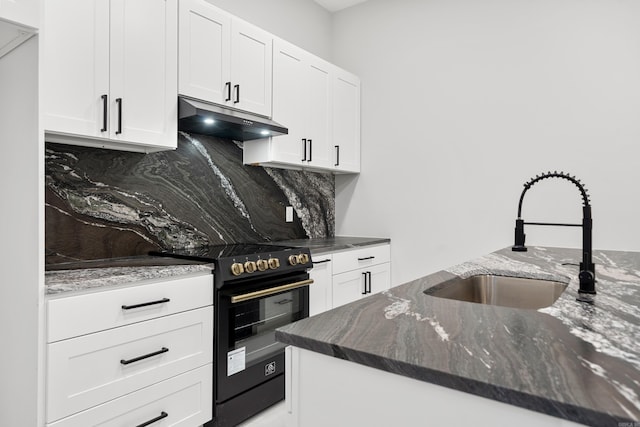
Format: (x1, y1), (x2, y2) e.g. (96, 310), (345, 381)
(285, 206), (294, 222)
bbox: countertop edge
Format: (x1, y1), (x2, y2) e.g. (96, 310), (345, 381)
(275, 329), (620, 426)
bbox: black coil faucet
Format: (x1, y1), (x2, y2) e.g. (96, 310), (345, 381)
(512, 171), (596, 302)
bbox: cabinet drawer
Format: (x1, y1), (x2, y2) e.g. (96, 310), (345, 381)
(46, 307), (213, 423)
(47, 274), (213, 342)
(332, 244), (390, 275)
(48, 364), (213, 427)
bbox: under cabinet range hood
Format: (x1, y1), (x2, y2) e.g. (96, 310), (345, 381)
(178, 96), (288, 141)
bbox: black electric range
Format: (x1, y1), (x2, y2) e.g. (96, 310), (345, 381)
(151, 243), (313, 426)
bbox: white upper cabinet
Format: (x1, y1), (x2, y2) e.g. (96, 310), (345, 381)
(179, 0), (272, 117)
(303, 54), (332, 168)
(244, 39), (360, 173)
(43, 0), (178, 153)
(230, 19), (272, 117)
(243, 38), (360, 174)
(332, 69), (361, 173)
(178, 0), (230, 106)
(244, 39), (331, 169)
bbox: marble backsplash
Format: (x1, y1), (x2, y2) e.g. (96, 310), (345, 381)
(45, 132), (335, 264)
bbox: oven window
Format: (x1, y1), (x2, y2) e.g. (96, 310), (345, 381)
(231, 289), (305, 364)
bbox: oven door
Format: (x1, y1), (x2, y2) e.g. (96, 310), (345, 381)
(216, 272), (311, 403)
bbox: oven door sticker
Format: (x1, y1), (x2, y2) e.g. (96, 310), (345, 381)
(227, 347), (246, 376)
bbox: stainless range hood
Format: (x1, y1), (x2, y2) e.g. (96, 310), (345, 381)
(178, 96), (288, 141)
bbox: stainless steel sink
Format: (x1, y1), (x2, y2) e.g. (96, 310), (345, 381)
(423, 275), (567, 309)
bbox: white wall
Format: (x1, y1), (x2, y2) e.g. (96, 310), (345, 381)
(0, 35), (43, 427)
(332, 0), (640, 285)
(206, 0), (333, 61)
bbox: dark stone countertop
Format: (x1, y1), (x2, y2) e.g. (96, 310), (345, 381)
(276, 247), (640, 426)
(44, 236), (389, 296)
(276, 236), (390, 255)
(45, 256), (213, 296)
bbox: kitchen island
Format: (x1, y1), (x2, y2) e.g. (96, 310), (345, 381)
(276, 247), (640, 426)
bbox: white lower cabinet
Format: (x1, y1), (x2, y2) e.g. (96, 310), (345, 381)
(243, 37), (360, 174)
(332, 263), (390, 309)
(309, 244), (391, 315)
(48, 364), (212, 427)
(45, 274), (214, 426)
(331, 244), (391, 309)
(287, 347), (584, 427)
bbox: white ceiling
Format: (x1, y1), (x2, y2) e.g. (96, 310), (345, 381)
(313, 0), (369, 12)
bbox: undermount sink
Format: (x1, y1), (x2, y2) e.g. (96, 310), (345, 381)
(424, 275), (567, 309)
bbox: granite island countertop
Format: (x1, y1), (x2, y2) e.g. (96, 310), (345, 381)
(276, 247), (640, 426)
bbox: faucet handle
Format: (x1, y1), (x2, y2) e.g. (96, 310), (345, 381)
(512, 219), (528, 252)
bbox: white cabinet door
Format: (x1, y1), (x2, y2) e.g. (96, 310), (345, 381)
(305, 56), (332, 169)
(332, 264), (390, 309)
(368, 263), (391, 295)
(267, 39), (307, 165)
(178, 3), (271, 117)
(44, 0), (177, 152)
(244, 39), (331, 170)
(178, 0), (231, 105)
(230, 18), (272, 117)
(309, 256), (332, 316)
(332, 69), (360, 173)
(109, 0), (177, 148)
(43, 0), (110, 139)
(332, 269), (366, 309)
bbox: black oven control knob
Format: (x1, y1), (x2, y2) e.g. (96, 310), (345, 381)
(231, 262), (245, 276)
(244, 261), (257, 273)
(298, 253), (310, 265)
(268, 258), (280, 269)
(256, 259), (269, 271)
(288, 255), (299, 266)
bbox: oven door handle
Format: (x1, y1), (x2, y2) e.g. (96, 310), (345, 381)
(230, 279), (314, 304)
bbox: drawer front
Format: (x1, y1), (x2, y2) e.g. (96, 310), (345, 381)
(48, 364), (213, 427)
(47, 307), (213, 423)
(332, 244), (390, 275)
(47, 274), (213, 342)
